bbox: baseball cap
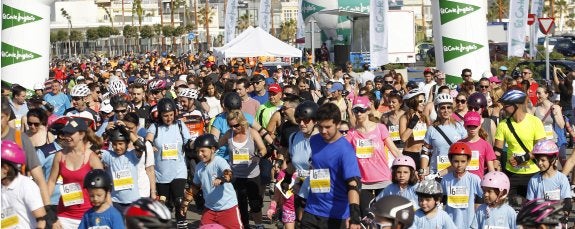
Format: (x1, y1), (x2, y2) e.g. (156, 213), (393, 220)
(353, 96), (371, 109)
(489, 76), (501, 83)
(499, 66), (508, 71)
(268, 83), (282, 94)
(482, 71), (493, 78)
(51, 116), (89, 134)
(100, 99), (113, 114)
(76, 76), (85, 81)
(329, 82), (344, 93)
(277, 65), (282, 69)
(464, 111), (481, 127)
(424, 68), (434, 74)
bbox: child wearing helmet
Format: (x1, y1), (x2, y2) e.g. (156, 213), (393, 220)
(79, 169), (125, 228)
(516, 199), (568, 228)
(471, 171), (516, 229)
(370, 196), (415, 229)
(526, 140), (572, 209)
(99, 127), (145, 213)
(181, 134), (242, 229)
(440, 142), (483, 228)
(375, 156), (419, 208)
(412, 180), (457, 229)
(1, 140), (47, 229)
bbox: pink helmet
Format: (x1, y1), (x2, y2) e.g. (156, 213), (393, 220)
(392, 155), (416, 171)
(481, 171), (510, 198)
(532, 140), (559, 157)
(1, 140), (26, 165)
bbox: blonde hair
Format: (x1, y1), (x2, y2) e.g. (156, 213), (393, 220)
(84, 128), (103, 151)
(227, 110), (249, 129)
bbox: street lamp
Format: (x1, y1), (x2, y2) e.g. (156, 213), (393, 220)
(60, 8), (72, 59)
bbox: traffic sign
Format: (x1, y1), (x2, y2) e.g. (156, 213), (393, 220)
(527, 14), (535, 26)
(187, 32), (195, 41)
(538, 18), (555, 35)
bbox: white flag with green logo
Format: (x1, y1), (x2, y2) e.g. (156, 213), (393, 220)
(529, 0), (544, 57)
(258, 0), (271, 33)
(369, 0), (389, 66)
(225, 0), (239, 44)
(508, 0), (529, 57)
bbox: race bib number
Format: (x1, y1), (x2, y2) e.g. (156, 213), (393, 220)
(437, 155), (450, 171)
(467, 151), (480, 171)
(1, 207), (19, 228)
(412, 123), (427, 141)
(61, 183), (84, 206)
(232, 148), (250, 165)
(113, 170), (134, 191)
(297, 169), (310, 180)
(544, 124), (554, 140)
(355, 139), (374, 159)
(56, 175), (64, 185)
(310, 169), (331, 193)
(14, 116), (21, 129)
(389, 125), (400, 141)
(544, 189), (561, 201)
(162, 143), (178, 160)
(447, 186), (469, 208)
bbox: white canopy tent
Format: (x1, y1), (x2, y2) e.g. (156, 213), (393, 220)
(214, 27), (302, 59)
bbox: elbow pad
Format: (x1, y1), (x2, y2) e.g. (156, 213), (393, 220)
(133, 138), (146, 153)
(346, 177), (362, 193)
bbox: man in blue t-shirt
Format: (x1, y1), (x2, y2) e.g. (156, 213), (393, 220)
(302, 103), (362, 229)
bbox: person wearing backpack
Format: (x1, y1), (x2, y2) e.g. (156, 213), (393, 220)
(145, 98), (194, 229)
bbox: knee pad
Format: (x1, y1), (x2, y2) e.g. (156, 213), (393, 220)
(249, 196), (264, 213)
(174, 197), (183, 209)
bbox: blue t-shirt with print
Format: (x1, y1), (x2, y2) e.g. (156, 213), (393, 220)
(44, 92), (71, 116)
(471, 203), (516, 229)
(424, 123), (467, 173)
(193, 156), (238, 211)
(304, 135), (361, 219)
(410, 209), (457, 229)
(375, 183), (419, 209)
(527, 171), (571, 201)
(441, 171), (483, 229)
(78, 206), (125, 229)
(147, 121), (191, 183)
(100, 149), (141, 204)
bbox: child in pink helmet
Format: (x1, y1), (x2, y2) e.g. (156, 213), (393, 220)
(1, 140), (47, 228)
(526, 140), (572, 210)
(471, 171), (516, 228)
(375, 155), (419, 208)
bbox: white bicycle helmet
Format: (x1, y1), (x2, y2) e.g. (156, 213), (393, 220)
(70, 84), (91, 97)
(33, 82), (44, 90)
(108, 79), (126, 95)
(403, 88), (425, 100)
(434, 93), (453, 106)
(178, 88), (199, 100)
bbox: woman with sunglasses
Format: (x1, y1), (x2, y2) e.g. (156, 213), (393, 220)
(46, 116), (104, 229)
(26, 108), (56, 148)
(420, 93), (467, 179)
(424, 85), (451, 123)
(533, 84), (566, 161)
(399, 89), (430, 171)
(346, 96), (401, 218)
(218, 110), (267, 228)
(453, 92), (469, 122)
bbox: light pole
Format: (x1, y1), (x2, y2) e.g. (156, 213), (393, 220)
(60, 8), (72, 59)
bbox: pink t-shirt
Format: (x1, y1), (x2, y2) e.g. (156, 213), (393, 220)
(276, 170), (296, 212)
(457, 138), (497, 179)
(346, 123), (392, 183)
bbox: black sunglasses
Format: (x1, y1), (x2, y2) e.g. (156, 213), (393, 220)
(27, 122), (41, 127)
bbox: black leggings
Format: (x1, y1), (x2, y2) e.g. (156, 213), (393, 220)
(156, 179), (187, 221)
(233, 176), (263, 227)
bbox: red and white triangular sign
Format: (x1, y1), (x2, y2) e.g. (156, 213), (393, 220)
(538, 18), (555, 34)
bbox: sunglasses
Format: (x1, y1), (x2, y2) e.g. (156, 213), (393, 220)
(297, 118), (313, 124)
(151, 90), (162, 94)
(352, 107), (369, 114)
(114, 109), (128, 113)
(385, 81), (394, 84)
(463, 74), (472, 77)
(95, 91), (101, 94)
(71, 96), (83, 101)
(456, 99), (467, 104)
(230, 123), (241, 128)
(418, 99), (425, 104)
(339, 130), (349, 135)
(439, 105), (453, 110)
(468, 106), (481, 111)
(480, 85), (490, 89)
(27, 122), (41, 127)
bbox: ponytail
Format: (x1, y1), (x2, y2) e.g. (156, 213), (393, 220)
(478, 127), (488, 140)
(84, 128), (103, 151)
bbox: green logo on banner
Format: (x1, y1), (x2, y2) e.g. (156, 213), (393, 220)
(2, 4), (43, 30)
(446, 74), (464, 85)
(442, 37), (483, 62)
(1, 42), (41, 67)
(302, 1), (325, 20)
(338, 0), (369, 13)
(439, 0), (479, 24)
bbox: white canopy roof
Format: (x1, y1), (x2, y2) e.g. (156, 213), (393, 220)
(214, 27), (302, 58)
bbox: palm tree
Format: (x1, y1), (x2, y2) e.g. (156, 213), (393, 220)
(236, 13), (252, 32)
(60, 8), (72, 58)
(198, 5), (215, 49)
(555, 0), (568, 31)
(486, 0), (508, 22)
(279, 19), (297, 43)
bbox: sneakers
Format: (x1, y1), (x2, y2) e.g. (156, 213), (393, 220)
(177, 220), (189, 229)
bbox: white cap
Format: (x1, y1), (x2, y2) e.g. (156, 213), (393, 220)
(277, 65), (282, 69)
(482, 71), (493, 78)
(33, 83), (44, 90)
(100, 99), (113, 113)
(178, 75), (188, 82)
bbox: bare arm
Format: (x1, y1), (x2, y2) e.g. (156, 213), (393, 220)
(146, 166), (157, 199)
(384, 137), (401, 157)
(31, 206), (47, 229)
(265, 112), (281, 141)
(487, 159), (495, 172)
(209, 126), (221, 140)
(46, 153), (62, 198)
(552, 105), (565, 129)
(89, 152), (104, 169)
(251, 128), (267, 157)
(399, 114), (413, 142)
(30, 166), (51, 205)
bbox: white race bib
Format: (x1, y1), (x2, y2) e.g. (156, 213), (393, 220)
(412, 122), (427, 141)
(467, 151), (480, 171)
(1, 207), (19, 228)
(60, 182), (84, 206)
(113, 170), (134, 191)
(447, 186), (469, 208)
(389, 125), (400, 141)
(544, 124), (554, 140)
(355, 139), (374, 159)
(162, 143), (178, 160)
(437, 155), (450, 171)
(544, 189), (561, 201)
(310, 169), (331, 193)
(232, 148), (250, 165)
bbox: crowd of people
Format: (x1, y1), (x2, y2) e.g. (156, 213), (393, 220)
(3, 50), (575, 229)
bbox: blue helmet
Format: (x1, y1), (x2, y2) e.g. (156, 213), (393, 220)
(499, 89), (527, 105)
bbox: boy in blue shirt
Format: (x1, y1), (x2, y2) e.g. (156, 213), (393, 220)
(79, 169), (125, 229)
(440, 142), (483, 228)
(411, 180), (457, 229)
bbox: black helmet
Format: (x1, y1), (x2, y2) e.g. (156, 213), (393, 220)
(468, 92), (488, 108)
(84, 169), (113, 191)
(125, 198), (172, 229)
(370, 196), (415, 228)
(295, 101), (318, 120)
(194, 134), (218, 149)
(107, 127), (129, 142)
(156, 98), (177, 113)
(223, 92), (241, 110)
